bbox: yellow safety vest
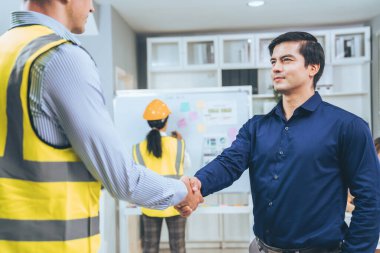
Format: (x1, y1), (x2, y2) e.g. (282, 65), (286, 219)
(0, 25), (101, 253)
(133, 136), (185, 217)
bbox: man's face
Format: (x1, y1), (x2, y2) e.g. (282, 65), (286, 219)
(66, 0), (95, 34)
(270, 41), (316, 95)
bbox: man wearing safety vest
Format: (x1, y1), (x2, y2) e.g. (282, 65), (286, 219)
(133, 99), (191, 253)
(0, 1), (203, 252)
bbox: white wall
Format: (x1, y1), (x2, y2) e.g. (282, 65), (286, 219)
(370, 15), (380, 138)
(112, 7), (138, 89)
(0, 1), (22, 33)
(80, 3), (114, 113)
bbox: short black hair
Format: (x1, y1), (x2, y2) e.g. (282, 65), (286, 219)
(268, 31), (325, 89)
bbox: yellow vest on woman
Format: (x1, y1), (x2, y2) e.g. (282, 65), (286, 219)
(0, 25), (101, 253)
(133, 136), (185, 217)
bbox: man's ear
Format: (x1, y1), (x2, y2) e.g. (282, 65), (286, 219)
(308, 64), (320, 78)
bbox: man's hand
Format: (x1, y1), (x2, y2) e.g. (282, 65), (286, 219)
(175, 176), (204, 217)
(171, 131), (182, 140)
(189, 176), (201, 192)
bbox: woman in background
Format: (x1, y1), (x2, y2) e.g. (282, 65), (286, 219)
(133, 99), (190, 253)
(374, 137), (380, 159)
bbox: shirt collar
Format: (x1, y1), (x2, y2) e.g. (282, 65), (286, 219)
(10, 11), (81, 46)
(299, 91), (322, 112)
(268, 91), (323, 117)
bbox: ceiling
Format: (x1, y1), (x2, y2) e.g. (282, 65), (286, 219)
(103, 0), (380, 34)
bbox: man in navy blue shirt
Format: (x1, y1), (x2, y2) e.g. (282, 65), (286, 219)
(176, 32), (380, 252)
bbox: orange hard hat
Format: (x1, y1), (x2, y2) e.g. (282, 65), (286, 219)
(143, 99), (171, 120)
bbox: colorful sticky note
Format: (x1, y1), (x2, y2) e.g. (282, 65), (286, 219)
(180, 102), (190, 112)
(227, 127), (238, 141)
(177, 118), (187, 128)
(189, 111), (198, 121)
(196, 100), (205, 109)
(197, 124), (206, 133)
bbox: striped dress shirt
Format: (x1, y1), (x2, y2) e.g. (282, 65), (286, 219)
(10, 11), (187, 209)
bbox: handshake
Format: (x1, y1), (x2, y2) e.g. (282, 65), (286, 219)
(175, 176), (204, 217)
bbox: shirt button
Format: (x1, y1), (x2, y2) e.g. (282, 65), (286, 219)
(285, 126), (289, 131)
(268, 201), (273, 207)
(279, 151), (283, 155)
(266, 229), (270, 234)
(274, 175), (279, 180)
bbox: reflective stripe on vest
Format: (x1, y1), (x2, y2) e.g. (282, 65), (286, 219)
(134, 143), (146, 166)
(0, 25), (101, 253)
(0, 217), (99, 241)
(133, 136), (185, 217)
(133, 137), (184, 178)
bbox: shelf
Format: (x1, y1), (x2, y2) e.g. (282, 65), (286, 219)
(319, 91), (368, 97)
(252, 94), (274, 99)
(150, 67), (218, 73)
(219, 34), (254, 68)
(148, 38), (182, 69)
(122, 205), (251, 216)
(331, 58), (370, 66)
(184, 36), (218, 67)
(221, 65), (256, 70)
(252, 91), (368, 100)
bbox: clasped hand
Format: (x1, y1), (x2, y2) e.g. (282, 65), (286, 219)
(175, 176), (204, 217)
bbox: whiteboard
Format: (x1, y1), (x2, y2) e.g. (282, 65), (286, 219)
(113, 86), (252, 192)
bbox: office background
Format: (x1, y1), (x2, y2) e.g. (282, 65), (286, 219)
(1, 1), (380, 252)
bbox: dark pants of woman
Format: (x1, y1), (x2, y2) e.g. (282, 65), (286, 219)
(142, 214), (187, 253)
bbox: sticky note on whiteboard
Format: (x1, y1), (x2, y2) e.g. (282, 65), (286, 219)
(197, 124), (206, 133)
(180, 102), (190, 112)
(189, 111), (198, 121)
(196, 100), (205, 109)
(177, 118), (187, 128)
(227, 127), (238, 141)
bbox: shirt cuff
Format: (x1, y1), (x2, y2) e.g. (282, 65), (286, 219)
(169, 179), (188, 206)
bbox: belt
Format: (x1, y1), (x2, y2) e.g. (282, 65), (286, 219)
(256, 239), (341, 253)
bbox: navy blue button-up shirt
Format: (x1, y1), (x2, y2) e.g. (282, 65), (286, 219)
(195, 92), (380, 252)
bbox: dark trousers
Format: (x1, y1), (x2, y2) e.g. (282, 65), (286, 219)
(142, 214), (186, 253)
